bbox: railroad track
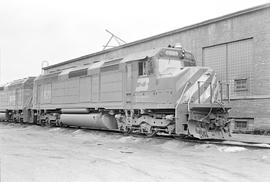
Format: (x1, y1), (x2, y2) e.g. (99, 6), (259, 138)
(174, 137), (270, 149)
(1, 121), (270, 149)
(126, 133), (270, 149)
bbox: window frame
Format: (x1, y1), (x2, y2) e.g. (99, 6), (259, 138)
(138, 61), (146, 76)
(234, 120), (248, 129)
(234, 78), (248, 92)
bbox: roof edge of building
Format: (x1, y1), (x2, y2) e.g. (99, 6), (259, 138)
(43, 2), (270, 70)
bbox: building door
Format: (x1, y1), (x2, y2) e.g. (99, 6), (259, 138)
(203, 44), (227, 82)
(203, 38), (253, 97)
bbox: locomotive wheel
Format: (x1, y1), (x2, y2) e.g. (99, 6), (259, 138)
(140, 123), (153, 135)
(123, 127), (133, 135)
(45, 118), (50, 127)
(40, 120), (45, 126)
(59, 122), (63, 127)
(145, 130), (157, 137)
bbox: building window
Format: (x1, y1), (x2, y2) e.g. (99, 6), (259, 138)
(234, 120), (247, 129)
(138, 61), (147, 76)
(234, 78), (248, 91)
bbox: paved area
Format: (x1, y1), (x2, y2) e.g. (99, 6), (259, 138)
(1, 122), (270, 182)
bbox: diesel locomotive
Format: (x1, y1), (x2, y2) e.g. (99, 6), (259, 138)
(0, 45), (231, 139)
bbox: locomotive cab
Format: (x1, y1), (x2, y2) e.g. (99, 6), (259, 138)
(134, 47), (196, 77)
(155, 48), (195, 76)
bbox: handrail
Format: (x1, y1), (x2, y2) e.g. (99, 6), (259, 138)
(195, 80), (230, 104)
(218, 81), (230, 103)
(176, 81), (190, 107)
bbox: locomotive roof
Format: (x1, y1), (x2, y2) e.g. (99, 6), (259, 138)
(121, 47), (190, 63)
(59, 61), (105, 76)
(121, 48), (161, 63)
(0, 83), (7, 91)
(41, 57), (123, 79)
(5, 77), (35, 89)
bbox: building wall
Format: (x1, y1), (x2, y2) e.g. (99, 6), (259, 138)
(45, 6), (270, 131)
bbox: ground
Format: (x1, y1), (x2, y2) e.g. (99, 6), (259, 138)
(0, 122), (270, 182)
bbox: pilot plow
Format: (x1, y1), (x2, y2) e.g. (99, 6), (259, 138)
(187, 103), (232, 139)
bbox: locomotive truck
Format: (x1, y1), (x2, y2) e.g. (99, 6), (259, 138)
(0, 45), (231, 139)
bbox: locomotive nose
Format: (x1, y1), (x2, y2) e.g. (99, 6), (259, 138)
(176, 67), (216, 104)
(175, 66), (232, 139)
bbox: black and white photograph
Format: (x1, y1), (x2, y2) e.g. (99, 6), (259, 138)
(0, 0), (270, 181)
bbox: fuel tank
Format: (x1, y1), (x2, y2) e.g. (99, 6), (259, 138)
(0, 113), (7, 121)
(60, 113), (118, 130)
(61, 109), (90, 114)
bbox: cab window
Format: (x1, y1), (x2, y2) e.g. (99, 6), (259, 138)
(157, 49), (196, 75)
(157, 58), (184, 74)
(138, 59), (154, 76)
(138, 61), (146, 76)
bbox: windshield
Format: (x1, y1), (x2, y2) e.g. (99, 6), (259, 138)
(157, 58), (184, 74)
(157, 49), (196, 75)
